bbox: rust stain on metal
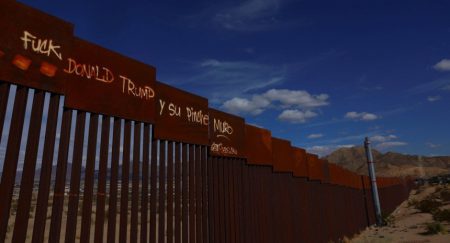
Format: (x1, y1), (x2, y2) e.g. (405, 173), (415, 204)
(244, 124), (272, 165)
(209, 108), (246, 158)
(154, 81), (209, 145)
(64, 38), (156, 123)
(0, 1), (74, 94)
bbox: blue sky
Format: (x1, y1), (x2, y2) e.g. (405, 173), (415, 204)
(13, 0), (450, 156)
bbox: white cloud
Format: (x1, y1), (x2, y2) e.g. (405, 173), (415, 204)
(433, 59), (450, 71)
(222, 96), (270, 115)
(221, 88), (330, 117)
(184, 59), (285, 103)
(443, 85), (450, 91)
(375, 141), (407, 150)
(278, 109), (317, 123)
(213, 0), (283, 31)
(427, 95), (441, 102)
(263, 89), (329, 108)
(370, 134), (397, 143)
(426, 142), (441, 149)
(345, 111), (379, 121)
(307, 133), (323, 139)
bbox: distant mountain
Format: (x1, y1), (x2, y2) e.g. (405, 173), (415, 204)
(325, 146), (450, 177)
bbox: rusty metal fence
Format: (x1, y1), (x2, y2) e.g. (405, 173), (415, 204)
(0, 1), (416, 242)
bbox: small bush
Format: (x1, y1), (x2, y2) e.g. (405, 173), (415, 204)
(415, 198), (442, 213)
(440, 188), (450, 202)
(407, 199), (418, 208)
(433, 209), (450, 222)
(382, 212), (395, 226)
(423, 222), (447, 235)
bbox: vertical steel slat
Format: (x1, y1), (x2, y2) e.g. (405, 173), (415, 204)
(174, 142), (182, 243)
(237, 160), (245, 243)
(228, 159), (236, 243)
(31, 94), (60, 243)
(287, 176), (294, 243)
(207, 156), (215, 243)
(0, 86), (28, 243)
(167, 141), (174, 243)
(63, 111), (87, 243)
(195, 146), (203, 243)
(43, 107), (71, 243)
(0, 82), (10, 145)
(182, 143), (189, 243)
(201, 147), (208, 243)
(189, 144), (196, 243)
(140, 124), (151, 243)
(241, 163), (249, 243)
(94, 115), (111, 243)
(149, 138), (158, 243)
(119, 120), (132, 243)
(107, 118), (121, 243)
(224, 158), (232, 243)
(158, 140), (167, 243)
(213, 157), (221, 243)
(253, 168), (262, 243)
(80, 114), (100, 242)
(260, 167), (269, 243)
(232, 159), (240, 243)
(11, 90), (45, 243)
(361, 177), (370, 227)
(130, 122), (141, 243)
(218, 158), (226, 243)
(237, 160), (244, 243)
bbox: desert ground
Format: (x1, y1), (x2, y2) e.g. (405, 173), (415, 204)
(349, 184), (450, 243)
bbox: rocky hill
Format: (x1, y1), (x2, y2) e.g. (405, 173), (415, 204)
(324, 147), (450, 177)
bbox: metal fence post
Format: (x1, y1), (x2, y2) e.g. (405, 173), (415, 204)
(364, 137), (383, 226)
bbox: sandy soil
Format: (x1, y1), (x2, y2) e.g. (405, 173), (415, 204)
(350, 185), (450, 243)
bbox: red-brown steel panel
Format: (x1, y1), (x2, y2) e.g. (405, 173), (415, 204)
(155, 81), (209, 145)
(292, 147), (308, 177)
(271, 137), (294, 173)
(64, 38), (156, 123)
(306, 153), (324, 181)
(0, 1), (74, 94)
(244, 124), (272, 165)
(209, 108), (246, 158)
(322, 159), (330, 183)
